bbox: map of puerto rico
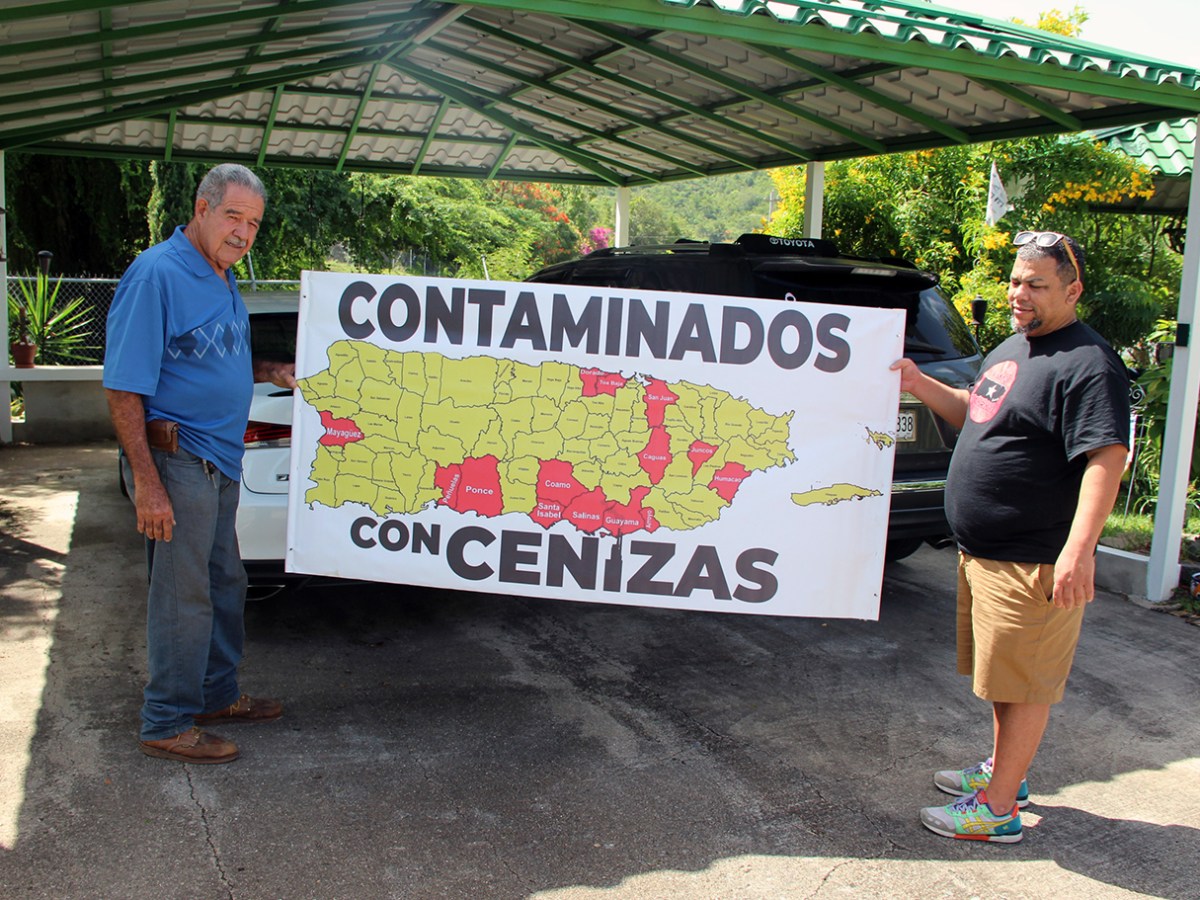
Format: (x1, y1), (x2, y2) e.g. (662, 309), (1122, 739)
(296, 340), (798, 536)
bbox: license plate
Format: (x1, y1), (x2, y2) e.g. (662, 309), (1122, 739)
(897, 409), (917, 442)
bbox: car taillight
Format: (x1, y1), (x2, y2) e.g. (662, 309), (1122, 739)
(244, 421), (291, 448)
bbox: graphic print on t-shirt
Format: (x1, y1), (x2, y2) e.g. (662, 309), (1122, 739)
(167, 319), (249, 361)
(969, 359), (1018, 424)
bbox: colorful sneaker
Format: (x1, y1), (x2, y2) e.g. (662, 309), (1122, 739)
(934, 757), (1030, 808)
(920, 789), (1023, 843)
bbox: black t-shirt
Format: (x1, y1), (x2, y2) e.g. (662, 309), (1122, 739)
(946, 320), (1130, 563)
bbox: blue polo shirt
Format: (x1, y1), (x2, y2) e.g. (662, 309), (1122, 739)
(104, 226), (253, 480)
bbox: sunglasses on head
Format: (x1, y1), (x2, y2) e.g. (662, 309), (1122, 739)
(1013, 231), (1081, 283)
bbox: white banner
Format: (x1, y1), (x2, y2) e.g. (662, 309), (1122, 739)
(286, 271), (904, 619)
(986, 161), (1009, 226)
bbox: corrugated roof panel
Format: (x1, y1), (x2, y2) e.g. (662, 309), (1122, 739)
(650, 31), (801, 92)
(418, 140), (507, 170)
(606, 51), (731, 110)
(76, 120), (169, 151)
(270, 131), (348, 160)
(727, 103), (850, 150)
(3, 0), (1198, 181)
(549, 70), (684, 122)
(1098, 118), (1196, 177)
(503, 145), (582, 174)
(436, 108), (511, 141)
(480, 8), (612, 60)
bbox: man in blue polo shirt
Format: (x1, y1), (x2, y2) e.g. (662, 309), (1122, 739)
(105, 163), (295, 764)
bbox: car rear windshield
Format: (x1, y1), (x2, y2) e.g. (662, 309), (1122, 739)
(250, 312), (299, 364)
(528, 256), (978, 362)
(751, 267), (977, 362)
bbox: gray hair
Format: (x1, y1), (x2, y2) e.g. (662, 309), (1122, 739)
(1016, 234), (1085, 286)
(196, 163), (267, 208)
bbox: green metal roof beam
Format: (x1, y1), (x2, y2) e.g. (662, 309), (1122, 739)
(398, 61), (664, 182)
(464, 16), (809, 161)
(146, 110), (517, 146)
(0, 7), (427, 88)
(579, 21), (887, 153)
(0, 0), (368, 60)
(425, 38), (758, 170)
(0, 49), (376, 128)
(280, 85), (440, 104)
(493, 89), (710, 176)
(0, 0), (163, 23)
(14, 140), (623, 185)
(601, 59), (909, 146)
(387, 59), (630, 185)
(163, 109), (176, 162)
(98, 7), (115, 110)
(257, 85), (285, 167)
(866, 0), (1199, 70)
(977, 79), (1084, 131)
(0, 28), (399, 115)
(412, 97), (451, 177)
(335, 62), (382, 174)
(488, 134), (520, 180)
(463, 0), (1200, 110)
(0, 52), (380, 148)
(235, 0), (296, 79)
(752, 43), (972, 145)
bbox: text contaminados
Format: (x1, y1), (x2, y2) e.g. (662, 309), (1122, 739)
(333, 279), (855, 372)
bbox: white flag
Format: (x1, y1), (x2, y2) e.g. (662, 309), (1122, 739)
(986, 162), (1009, 226)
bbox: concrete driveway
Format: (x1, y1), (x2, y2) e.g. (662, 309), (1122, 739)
(1, 442), (1198, 899)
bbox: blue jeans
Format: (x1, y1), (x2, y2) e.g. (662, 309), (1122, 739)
(126, 448), (247, 740)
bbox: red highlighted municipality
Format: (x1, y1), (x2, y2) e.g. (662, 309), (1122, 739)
(601, 485), (659, 536)
(434, 455), (503, 516)
(318, 410), (364, 447)
(563, 487), (607, 534)
(533, 461), (660, 536)
(637, 426), (673, 484)
(687, 440), (718, 476)
(537, 459), (589, 507)
(708, 461), (751, 502)
(579, 367), (629, 397)
(531, 498), (565, 529)
(642, 378), (679, 427)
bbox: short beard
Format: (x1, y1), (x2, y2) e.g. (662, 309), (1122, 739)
(1012, 315), (1042, 335)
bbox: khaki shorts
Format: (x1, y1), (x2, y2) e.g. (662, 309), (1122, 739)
(956, 552), (1085, 704)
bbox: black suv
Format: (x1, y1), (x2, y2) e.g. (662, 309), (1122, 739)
(527, 234), (982, 561)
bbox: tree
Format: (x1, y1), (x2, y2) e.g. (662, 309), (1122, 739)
(147, 161), (202, 245)
(628, 194), (689, 245)
(5, 153), (154, 274)
(487, 181), (581, 266)
(767, 135), (1165, 350)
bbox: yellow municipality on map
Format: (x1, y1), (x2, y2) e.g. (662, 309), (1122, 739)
(296, 340), (884, 536)
(790, 484), (883, 507)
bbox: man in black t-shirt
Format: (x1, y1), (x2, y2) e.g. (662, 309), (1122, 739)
(892, 231), (1129, 843)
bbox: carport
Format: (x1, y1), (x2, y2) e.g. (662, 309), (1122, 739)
(2, 0), (1199, 600)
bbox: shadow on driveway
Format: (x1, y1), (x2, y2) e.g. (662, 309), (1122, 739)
(2, 442), (1197, 898)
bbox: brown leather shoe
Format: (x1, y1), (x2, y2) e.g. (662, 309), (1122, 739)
(140, 727), (239, 764)
(193, 693), (283, 725)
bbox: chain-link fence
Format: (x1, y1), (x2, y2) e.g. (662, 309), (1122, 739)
(7, 276), (300, 367)
(6, 276), (116, 366)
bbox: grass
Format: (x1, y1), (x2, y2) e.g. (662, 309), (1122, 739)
(1101, 507), (1200, 561)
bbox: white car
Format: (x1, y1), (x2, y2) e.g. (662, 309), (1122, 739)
(119, 292), (300, 588)
(237, 293), (301, 581)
